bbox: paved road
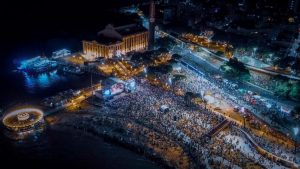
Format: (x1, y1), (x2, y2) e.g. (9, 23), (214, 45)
(160, 29), (300, 81)
(172, 45), (296, 108)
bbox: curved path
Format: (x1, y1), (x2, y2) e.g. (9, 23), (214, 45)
(235, 126), (299, 169)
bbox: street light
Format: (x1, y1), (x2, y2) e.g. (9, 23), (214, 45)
(252, 47), (257, 57)
(168, 77), (172, 85)
(243, 115), (246, 128)
(293, 127), (299, 154)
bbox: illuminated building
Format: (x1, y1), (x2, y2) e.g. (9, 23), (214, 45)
(2, 108), (44, 132)
(95, 77), (136, 100)
(83, 24), (149, 60)
(52, 49), (71, 59)
(18, 56), (58, 74)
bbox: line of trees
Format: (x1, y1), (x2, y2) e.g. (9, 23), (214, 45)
(291, 106), (300, 121)
(272, 75), (300, 100)
(184, 91), (207, 108)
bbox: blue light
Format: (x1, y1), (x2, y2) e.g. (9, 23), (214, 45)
(52, 49), (71, 58)
(103, 90), (111, 96)
(22, 70), (62, 91)
(129, 81), (136, 90)
(168, 77), (172, 84)
(37, 73), (50, 88)
(23, 72), (36, 89)
(17, 56), (57, 72)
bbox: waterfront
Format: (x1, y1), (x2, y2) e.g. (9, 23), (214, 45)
(0, 52), (164, 169)
(0, 126), (162, 169)
(0, 69), (102, 107)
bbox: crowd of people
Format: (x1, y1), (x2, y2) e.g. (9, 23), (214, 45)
(210, 126), (288, 169)
(246, 127), (297, 163)
(155, 63), (299, 167)
(53, 61), (299, 169)
(93, 77), (284, 168)
(106, 79), (224, 144)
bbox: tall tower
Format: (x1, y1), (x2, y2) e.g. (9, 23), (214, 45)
(148, 0), (155, 50)
(289, 0), (299, 13)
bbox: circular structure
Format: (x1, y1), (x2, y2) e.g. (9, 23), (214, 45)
(2, 108), (44, 132)
(17, 112), (30, 121)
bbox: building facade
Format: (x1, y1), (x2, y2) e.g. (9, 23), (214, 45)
(83, 24), (149, 60)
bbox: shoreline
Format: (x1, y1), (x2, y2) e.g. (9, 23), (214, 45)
(49, 118), (179, 169)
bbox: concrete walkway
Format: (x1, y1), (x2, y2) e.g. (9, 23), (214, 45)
(235, 127), (299, 169)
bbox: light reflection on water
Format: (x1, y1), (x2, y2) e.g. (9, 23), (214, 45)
(23, 70), (66, 93)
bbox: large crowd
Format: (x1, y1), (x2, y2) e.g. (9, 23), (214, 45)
(54, 61), (299, 169)
(178, 65), (299, 162)
(106, 79), (224, 144)
(100, 62), (298, 168)
(97, 77), (282, 168)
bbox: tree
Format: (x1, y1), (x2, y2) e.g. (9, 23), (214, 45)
(173, 74), (187, 82)
(130, 52), (152, 65)
(220, 57), (250, 81)
(155, 37), (176, 50)
(184, 92), (203, 107)
(148, 64), (173, 77)
(172, 54), (182, 60)
(169, 58), (178, 64)
(289, 82), (300, 100)
(291, 106), (300, 121)
(272, 75), (300, 100)
(203, 99), (208, 109)
(291, 58), (300, 73)
(157, 47), (169, 54)
(273, 56), (293, 69)
(184, 92), (195, 106)
(274, 81), (291, 97)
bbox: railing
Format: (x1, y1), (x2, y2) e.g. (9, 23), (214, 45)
(236, 127), (299, 169)
(205, 120), (230, 138)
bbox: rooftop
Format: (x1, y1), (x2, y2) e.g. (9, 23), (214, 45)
(94, 24), (148, 45)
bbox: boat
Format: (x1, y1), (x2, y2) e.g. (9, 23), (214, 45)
(52, 49), (71, 59)
(18, 56), (58, 74)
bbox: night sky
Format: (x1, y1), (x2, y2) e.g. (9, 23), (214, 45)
(0, 0), (144, 72)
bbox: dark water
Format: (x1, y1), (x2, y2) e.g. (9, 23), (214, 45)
(0, 68), (103, 107)
(0, 128), (162, 169)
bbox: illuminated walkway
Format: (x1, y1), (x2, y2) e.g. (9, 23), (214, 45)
(44, 84), (101, 116)
(235, 126), (299, 169)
